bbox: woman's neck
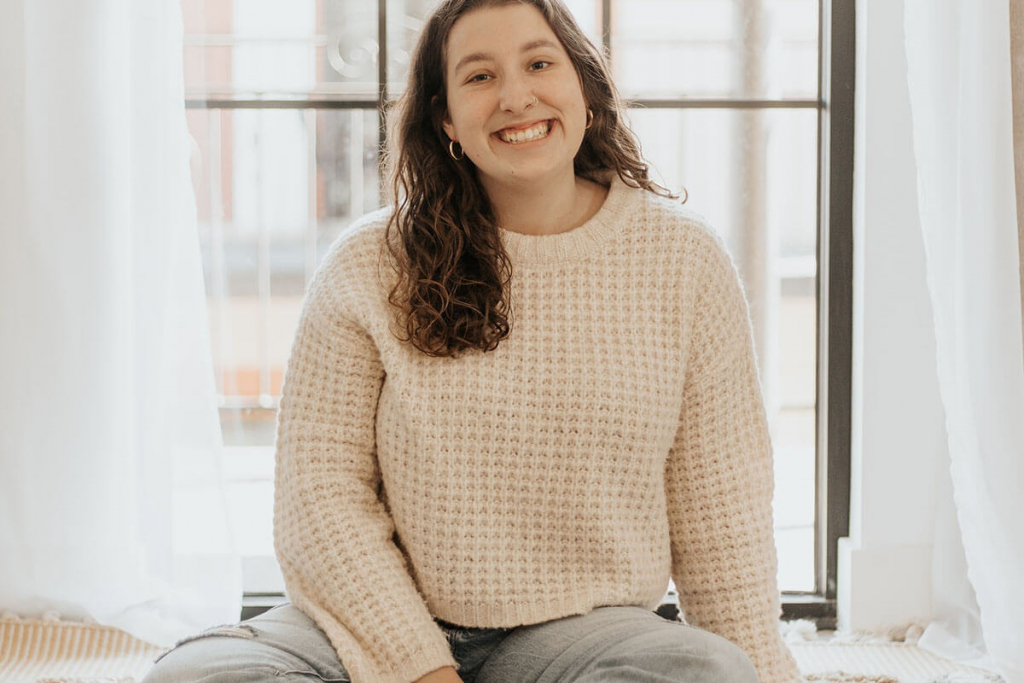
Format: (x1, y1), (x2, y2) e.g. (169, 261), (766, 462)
(485, 171), (604, 236)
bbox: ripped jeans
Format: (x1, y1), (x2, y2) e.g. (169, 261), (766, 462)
(141, 601), (758, 683)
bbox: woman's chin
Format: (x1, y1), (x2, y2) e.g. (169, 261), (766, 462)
(483, 165), (567, 187)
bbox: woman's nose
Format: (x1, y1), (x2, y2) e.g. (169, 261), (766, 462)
(498, 75), (535, 112)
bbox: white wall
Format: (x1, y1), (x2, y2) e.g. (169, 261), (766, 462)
(840, 0), (950, 631)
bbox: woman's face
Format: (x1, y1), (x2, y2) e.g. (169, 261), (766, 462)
(440, 3), (589, 189)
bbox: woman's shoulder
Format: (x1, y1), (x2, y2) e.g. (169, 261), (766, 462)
(303, 206), (397, 309)
(636, 188), (733, 264)
(325, 205), (396, 262)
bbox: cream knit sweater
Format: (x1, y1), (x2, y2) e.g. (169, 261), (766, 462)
(272, 169), (804, 683)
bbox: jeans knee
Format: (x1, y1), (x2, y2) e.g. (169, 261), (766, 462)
(706, 638), (760, 683)
(628, 624), (761, 683)
(140, 627), (278, 683)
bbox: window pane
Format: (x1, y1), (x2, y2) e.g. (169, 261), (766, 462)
(186, 107), (380, 447)
(612, 0), (819, 99)
(232, 1), (317, 93)
(321, 0), (381, 98)
(184, 0), (379, 98)
(629, 107), (818, 591)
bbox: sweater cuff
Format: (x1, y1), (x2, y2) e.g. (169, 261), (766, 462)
(321, 617), (458, 683)
(364, 645), (458, 683)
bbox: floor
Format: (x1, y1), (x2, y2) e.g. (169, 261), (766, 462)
(783, 622), (1005, 683)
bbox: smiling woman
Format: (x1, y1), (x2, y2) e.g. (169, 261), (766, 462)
(142, 2), (807, 683)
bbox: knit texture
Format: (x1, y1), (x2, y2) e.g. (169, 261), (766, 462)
(272, 168), (804, 683)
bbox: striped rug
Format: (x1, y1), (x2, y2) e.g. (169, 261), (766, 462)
(0, 613), (1005, 683)
(0, 614), (165, 683)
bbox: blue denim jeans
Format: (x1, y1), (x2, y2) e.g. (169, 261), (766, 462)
(141, 601), (758, 683)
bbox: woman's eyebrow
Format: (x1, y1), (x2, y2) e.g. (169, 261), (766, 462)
(453, 38), (559, 76)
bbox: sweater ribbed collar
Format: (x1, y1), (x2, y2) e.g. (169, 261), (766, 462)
(496, 169), (636, 265)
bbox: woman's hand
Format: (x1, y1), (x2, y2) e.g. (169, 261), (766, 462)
(412, 665), (463, 683)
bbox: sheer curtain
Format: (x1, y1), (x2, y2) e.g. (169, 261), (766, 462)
(902, 1), (1024, 681)
(0, 0), (241, 648)
(1015, 0), (1024, 343)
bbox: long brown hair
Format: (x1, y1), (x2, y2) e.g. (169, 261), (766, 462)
(379, 0), (684, 358)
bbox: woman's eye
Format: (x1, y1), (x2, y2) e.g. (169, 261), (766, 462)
(468, 62), (550, 83)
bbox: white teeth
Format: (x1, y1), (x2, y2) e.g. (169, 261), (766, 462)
(498, 120), (551, 144)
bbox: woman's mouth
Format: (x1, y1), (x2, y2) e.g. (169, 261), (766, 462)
(493, 119), (555, 145)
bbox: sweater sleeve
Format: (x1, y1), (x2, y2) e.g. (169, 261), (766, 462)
(272, 243), (458, 683)
(665, 230), (805, 683)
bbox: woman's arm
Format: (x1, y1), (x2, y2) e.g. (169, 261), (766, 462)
(665, 228), (805, 683)
(274, 232), (458, 683)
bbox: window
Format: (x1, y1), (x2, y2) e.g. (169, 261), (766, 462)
(182, 0), (852, 625)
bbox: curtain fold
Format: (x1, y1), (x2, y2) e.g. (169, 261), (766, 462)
(902, 1), (1024, 681)
(0, 0), (241, 648)
(1013, 0), (1024, 351)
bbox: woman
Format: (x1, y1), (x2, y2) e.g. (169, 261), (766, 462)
(142, 1), (804, 682)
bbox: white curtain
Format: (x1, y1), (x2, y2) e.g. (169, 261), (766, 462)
(902, 2), (1024, 682)
(0, 0), (242, 648)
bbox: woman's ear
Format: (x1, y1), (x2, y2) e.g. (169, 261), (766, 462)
(432, 94), (456, 141)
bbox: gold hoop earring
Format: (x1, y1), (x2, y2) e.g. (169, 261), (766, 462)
(449, 139), (464, 161)
(585, 109), (594, 130)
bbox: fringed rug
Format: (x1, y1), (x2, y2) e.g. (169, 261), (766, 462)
(0, 612), (1006, 683)
(783, 620), (1005, 683)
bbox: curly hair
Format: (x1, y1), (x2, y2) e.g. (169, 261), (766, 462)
(379, 0), (686, 359)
